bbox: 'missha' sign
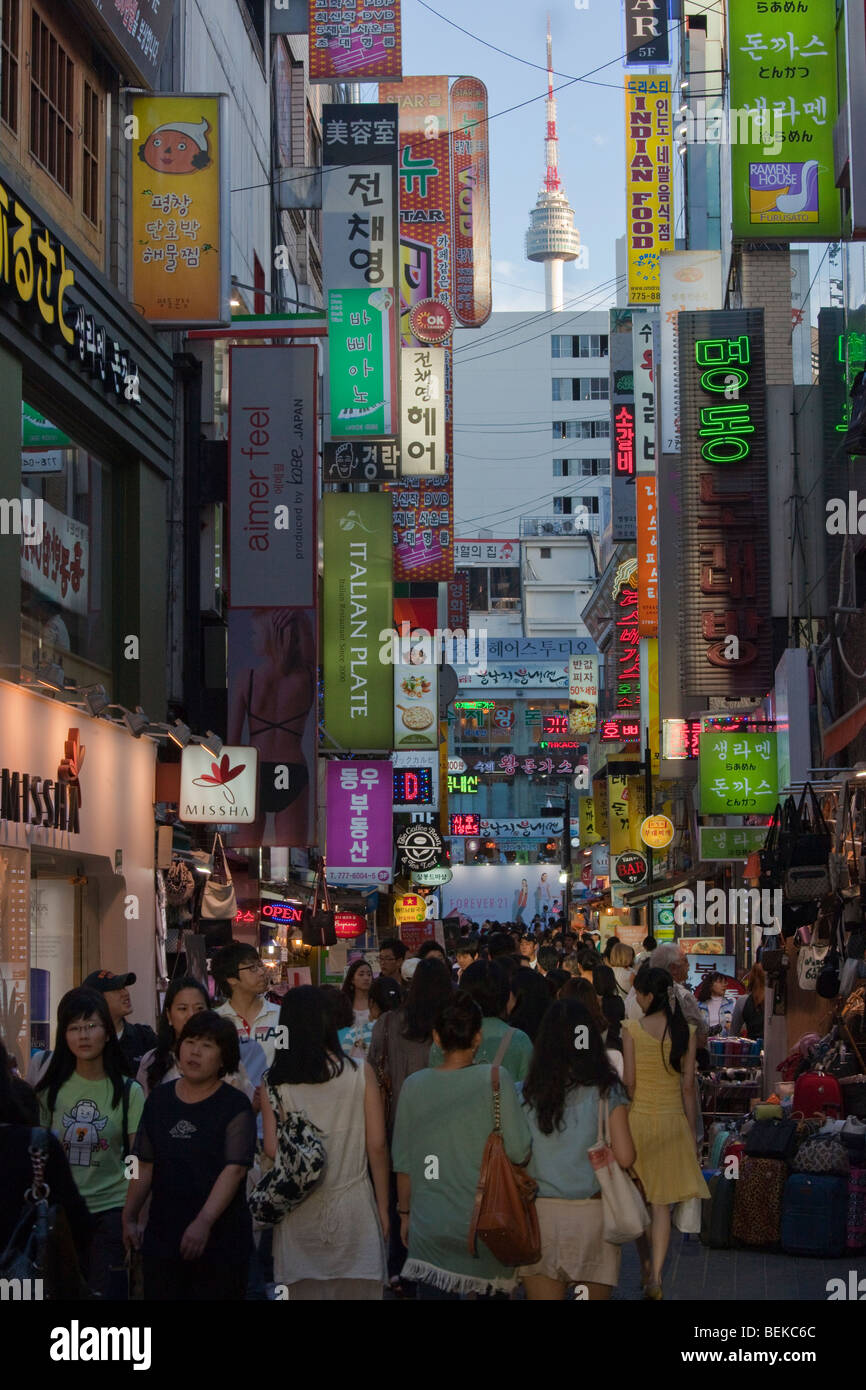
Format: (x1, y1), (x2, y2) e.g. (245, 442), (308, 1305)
(179, 746), (259, 822)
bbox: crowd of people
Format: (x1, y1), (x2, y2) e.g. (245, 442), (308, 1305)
(3, 926), (759, 1302)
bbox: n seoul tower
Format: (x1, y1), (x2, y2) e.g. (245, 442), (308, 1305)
(525, 17), (581, 311)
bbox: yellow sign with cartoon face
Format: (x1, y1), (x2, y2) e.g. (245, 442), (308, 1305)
(131, 94), (228, 325)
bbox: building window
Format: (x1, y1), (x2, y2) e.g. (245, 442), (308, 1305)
(1, 0), (19, 133)
(29, 10), (74, 194)
(551, 333), (608, 358)
(579, 459), (610, 476)
(489, 566), (520, 611)
(275, 40), (293, 167)
(553, 378), (610, 402)
(540, 547), (551, 558)
(552, 378), (572, 401)
(554, 495), (600, 515)
(553, 459), (572, 477)
(552, 421), (580, 438)
(82, 80), (100, 226)
(587, 378), (609, 400)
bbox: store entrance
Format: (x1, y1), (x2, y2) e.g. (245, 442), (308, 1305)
(30, 853), (85, 1051)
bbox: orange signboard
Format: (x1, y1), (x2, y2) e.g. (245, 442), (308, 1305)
(131, 94), (228, 325)
(636, 476), (659, 636)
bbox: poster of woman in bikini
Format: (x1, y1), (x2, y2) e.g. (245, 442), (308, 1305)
(228, 607), (317, 848)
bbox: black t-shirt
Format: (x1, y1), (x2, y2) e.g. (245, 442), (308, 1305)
(134, 1081), (256, 1259)
(117, 1022), (158, 1076)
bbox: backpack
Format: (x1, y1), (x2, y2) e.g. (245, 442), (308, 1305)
(247, 1084), (326, 1225)
(793, 1072), (843, 1119)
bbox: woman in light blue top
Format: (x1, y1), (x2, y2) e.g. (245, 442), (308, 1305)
(518, 999), (635, 1302)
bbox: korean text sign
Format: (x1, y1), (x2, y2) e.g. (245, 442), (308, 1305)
(699, 731), (778, 815)
(130, 94), (229, 325)
(624, 76), (672, 305)
(321, 104), (399, 296)
(326, 761), (394, 886)
(728, 0), (841, 240)
(328, 288), (399, 437)
(400, 346), (445, 474)
(449, 77), (492, 328)
(323, 492), (394, 750)
(309, 0), (402, 83)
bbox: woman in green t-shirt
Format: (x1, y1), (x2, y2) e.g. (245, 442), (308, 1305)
(392, 993), (531, 1299)
(36, 986), (144, 1299)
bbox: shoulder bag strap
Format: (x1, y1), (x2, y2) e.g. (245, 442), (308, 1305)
(491, 1027), (513, 1070)
(467, 1069), (500, 1256)
(491, 1064), (502, 1133)
(121, 1078), (132, 1157)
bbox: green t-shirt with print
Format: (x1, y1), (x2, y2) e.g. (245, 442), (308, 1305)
(39, 1073), (144, 1214)
(428, 1017), (534, 1082)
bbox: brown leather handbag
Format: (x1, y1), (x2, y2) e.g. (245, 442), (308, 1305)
(467, 1064), (541, 1267)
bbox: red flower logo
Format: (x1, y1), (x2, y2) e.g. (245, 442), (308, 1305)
(192, 753), (246, 806)
(58, 728), (85, 808)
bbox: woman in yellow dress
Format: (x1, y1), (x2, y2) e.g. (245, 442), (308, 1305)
(621, 965), (710, 1299)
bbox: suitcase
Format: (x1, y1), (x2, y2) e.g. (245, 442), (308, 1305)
(793, 1072), (843, 1118)
(847, 1164), (866, 1251)
(732, 1157), (787, 1247)
(781, 1173), (847, 1257)
(700, 1172), (737, 1249)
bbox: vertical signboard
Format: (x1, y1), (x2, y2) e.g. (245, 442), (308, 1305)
(728, 0), (841, 240)
(678, 310), (772, 696)
(130, 94), (229, 325)
(449, 77), (492, 328)
(228, 346), (317, 608)
(659, 251), (723, 453)
(326, 761), (394, 885)
(83, 0), (174, 89)
(383, 75), (454, 580)
(400, 346), (446, 474)
(611, 317), (636, 541)
(321, 104), (399, 295)
(636, 477), (658, 636)
(632, 311), (656, 473)
(309, 1), (403, 83)
(624, 75), (672, 306)
(394, 665), (439, 749)
(323, 492), (394, 749)
(607, 773), (631, 857)
(613, 551), (641, 715)
(327, 288), (399, 437)
(623, 0), (669, 66)
(568, 654), (599, 737)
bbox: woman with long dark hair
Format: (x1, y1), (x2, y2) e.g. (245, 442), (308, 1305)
(392, 993), (531, 1298)
(136, 976), (210, 1096)
(261, 985), (389, 1299)
(507, 964), (553, 1042)
(518, 1000), (635, 1301)
(560, 977), (624, 1077)
(622, 966), (709, 1299)
(731, 963), (765, 1039)
(339, 959), (375, 1056)
(695, 971), (734, 1036)
(35, 987), (144, 1298)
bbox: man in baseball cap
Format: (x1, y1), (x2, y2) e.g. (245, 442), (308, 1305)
(83, 970), (157, 1076)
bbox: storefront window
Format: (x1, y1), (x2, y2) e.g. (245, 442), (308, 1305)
(20, 405), (113, 691)
(30, 870), (83, 1051)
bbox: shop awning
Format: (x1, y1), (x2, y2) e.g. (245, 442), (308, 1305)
(621, 869), (708, 906)
(822, 697), (866, 759)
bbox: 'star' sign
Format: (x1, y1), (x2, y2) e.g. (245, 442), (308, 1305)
(623, 0), (669, 66)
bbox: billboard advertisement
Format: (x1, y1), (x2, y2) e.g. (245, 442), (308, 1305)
(228, 346), (317, 609)
(678, 310), (772, 697)
(400, 346), (446, 474)
(309, 0), (402, 83)
(130, 94), (229, 325)
(326, 761), (394, 886)
(624, 75), (672, 306)
(728, 0), (841, 240)
(440, 863), (564, 923)
(323, 492), (394, 750)
(449, 76), (492, 328)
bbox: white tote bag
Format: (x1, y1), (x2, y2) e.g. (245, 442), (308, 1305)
(797, 943), (830, 991)
(587, 1097), (650, 1245)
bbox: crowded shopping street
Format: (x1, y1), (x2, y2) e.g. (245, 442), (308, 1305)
(2, 0), (866, 1366)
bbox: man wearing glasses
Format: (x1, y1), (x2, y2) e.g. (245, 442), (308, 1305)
(212, 942), (283, 1076)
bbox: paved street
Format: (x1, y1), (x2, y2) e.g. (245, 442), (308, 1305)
(614, 1236), (866, 1302)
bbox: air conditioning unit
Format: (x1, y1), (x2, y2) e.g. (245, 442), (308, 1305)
(541, 522), (555, 535)
(561, 519), (575, 534)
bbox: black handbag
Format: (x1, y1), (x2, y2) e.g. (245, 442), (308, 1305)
(0, 1128), (93, 1299)
(782, 784), (832, 870)
(744, 1117), (799, 1163)
(759, 803), (784, 889)
(300, 868), (337, 947)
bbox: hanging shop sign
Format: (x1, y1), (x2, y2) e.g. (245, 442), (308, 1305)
(636, 476), (658, 636)
(614, 851), (648, 886)
(324, 438), (400, 483)
(179, 745), (259, 823)
(607, 774), (631, 858)
(394, 893), (427, 924)
(612, 553), (641, 713)
(728, 0), (841, 240)
(579, 797), (601, 845)
(699, 825), (770, 861)
(698, 730), (778, 815)
(20, 492), (88, 617)
(392, 761), (435, 809)
(326, 760), (394, 886)
(335, 911), (367, 939)
(449, 76), (492, 328)
(640, 813), (674, 850)
(81, 0), (174, 88)
(384, 74), (454, 579)
(309, 0), (402, 83)
(400, 347), (446, 474)
(22, 405), (71, 450)
(394, 665), (439, 749)
(678, 310), (771, 696)
(453, 540), (519, 566)
(260, 900), (303, 924)
(397, 824), (443, 869)
(323, 492), (394, 750)
(409, 299), (454, 344)
(447, 571), (470, 630)
(321, 103), (399, 296)
(130, 94), (229, 326)
(624, 75), (673, 305)
(448, 813), (480, 838)
(623, 0), (669, 66)
(472, 817), (580, 841)
(328, 287), (399, 437)
(412, 866), (453, 886)
(228, 346), (317, 608)
(457, 663), (568, 691)
(448, 774), (479, 794)
(632, 311), (656, 473)
(460, 754), (587, 777)
(611, 321), (637, 540)
(568, 654), (599, 737)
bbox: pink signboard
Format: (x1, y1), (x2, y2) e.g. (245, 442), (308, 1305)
(325, 760), (394, 886)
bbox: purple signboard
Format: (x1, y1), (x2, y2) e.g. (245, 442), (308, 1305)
(325, 760), (394, 886)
